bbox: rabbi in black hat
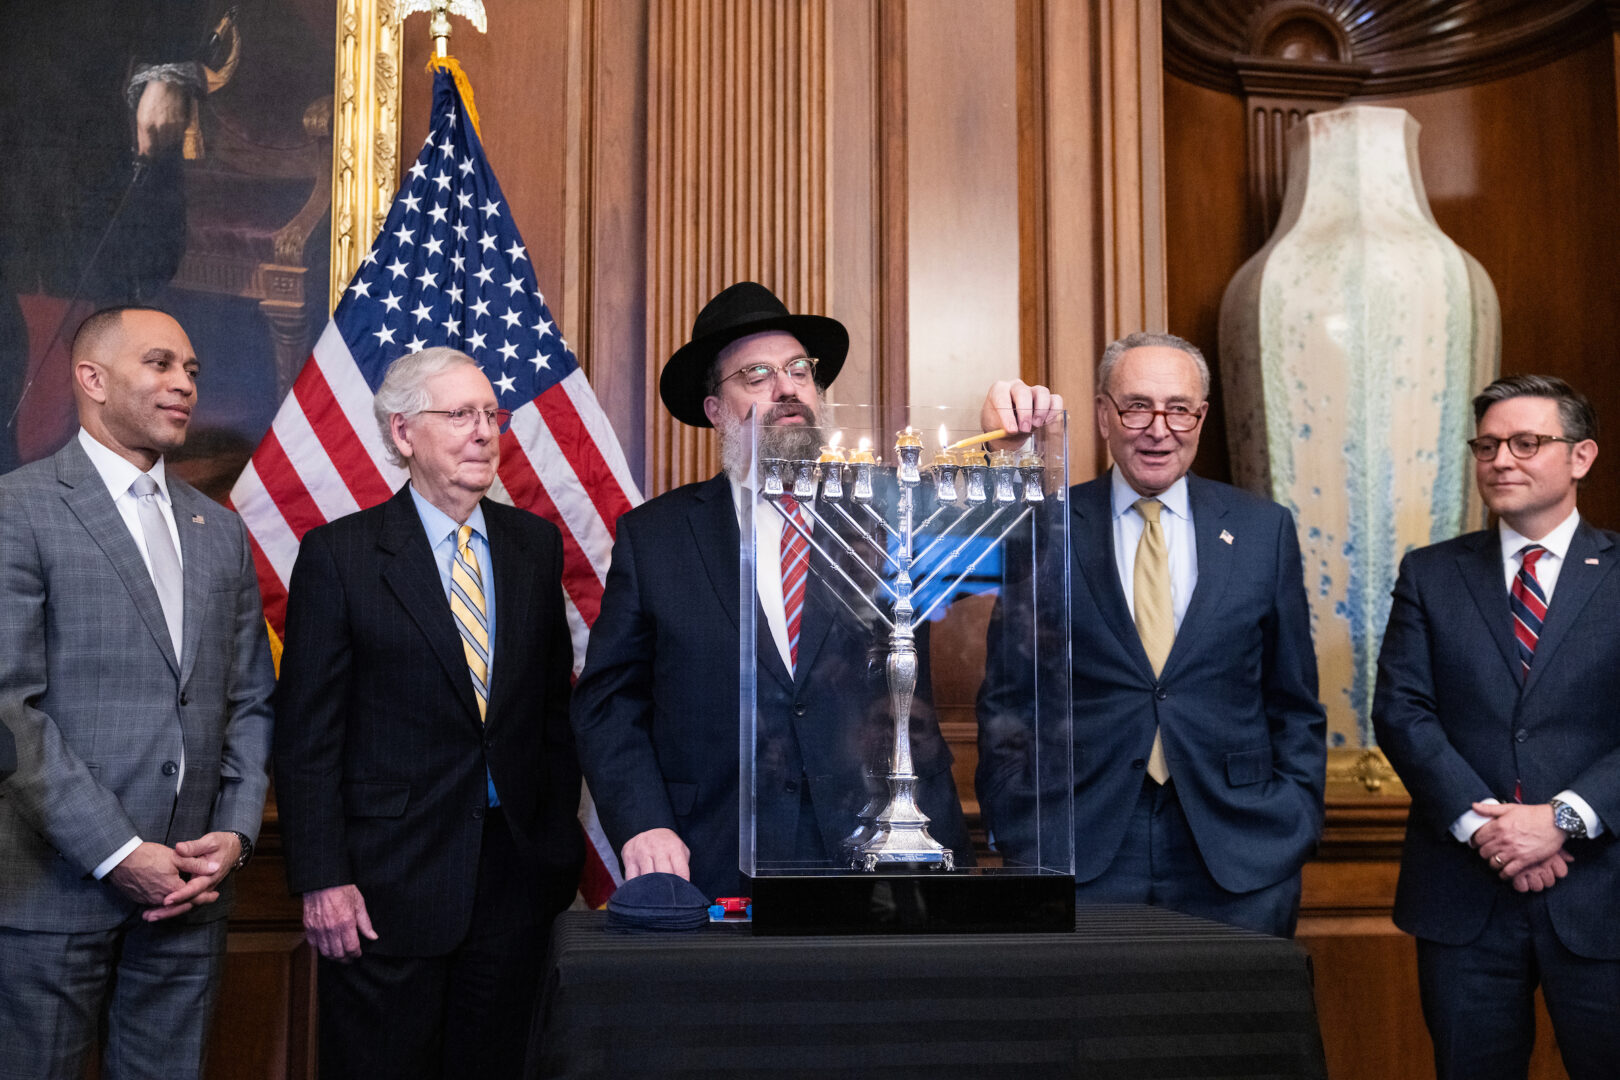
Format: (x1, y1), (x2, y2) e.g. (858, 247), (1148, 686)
(571, 282), (971, 900)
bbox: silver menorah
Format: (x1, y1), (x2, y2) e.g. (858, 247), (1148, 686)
(757, 424), (1050, 872)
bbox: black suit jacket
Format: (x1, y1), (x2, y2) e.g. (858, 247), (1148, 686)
(1373, 520), (1620, 959)
(572, 473), (969, 901)
(273, 486), (583, 957)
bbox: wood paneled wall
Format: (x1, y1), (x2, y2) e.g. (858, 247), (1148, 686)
(643, 0), (830, 492)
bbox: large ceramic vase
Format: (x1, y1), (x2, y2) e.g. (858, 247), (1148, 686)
(1219, 105), (1500, 749)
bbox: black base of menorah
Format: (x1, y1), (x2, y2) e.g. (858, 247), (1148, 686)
(744, 869), (1075, 935)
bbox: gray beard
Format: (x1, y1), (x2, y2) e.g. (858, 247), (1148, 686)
(715, 403), (824, 482)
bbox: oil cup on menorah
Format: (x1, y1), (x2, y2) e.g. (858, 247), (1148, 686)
(739, 403), (1075, 923)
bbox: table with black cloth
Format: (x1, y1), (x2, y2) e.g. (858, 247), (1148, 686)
(531, 905), (1326, 1079)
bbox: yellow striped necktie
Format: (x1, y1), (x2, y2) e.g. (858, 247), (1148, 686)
(1133, 498), (1172, 784)
(450, 524), (489, 721)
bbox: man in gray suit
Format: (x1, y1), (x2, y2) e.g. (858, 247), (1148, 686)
(0, 306), (275, 1079)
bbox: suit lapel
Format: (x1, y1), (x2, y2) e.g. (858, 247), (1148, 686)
(1524, 523), (1615, 697)
(688, 474), (800, 692)
(690, 474), (741, 630)
(378, 487), (482, 725)
(1162, 476), (1234, 679)
(483, 502), (528, 725)
(1456, 531), (1522, 684)
(170, 481), (213, 686)
(56, 441), (179, 677)
(1071, 476), (1154, 680)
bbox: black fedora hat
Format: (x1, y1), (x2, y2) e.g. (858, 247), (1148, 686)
(659, 281), (848, 428)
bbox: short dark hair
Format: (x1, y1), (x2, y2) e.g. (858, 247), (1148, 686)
(70, 305), (168, 364)
(1472, 374), (1598, 443)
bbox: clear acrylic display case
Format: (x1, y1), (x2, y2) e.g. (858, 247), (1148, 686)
(738, 403), (1074, 932)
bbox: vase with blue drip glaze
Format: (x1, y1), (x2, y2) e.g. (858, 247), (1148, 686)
(1218, 104), (1500, 750)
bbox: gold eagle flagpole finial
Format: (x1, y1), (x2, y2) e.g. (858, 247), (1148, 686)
(400, 0), (488, 58)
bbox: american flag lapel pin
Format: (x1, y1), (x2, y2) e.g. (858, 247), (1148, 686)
(1586, 557), (1599, 565)
(192, 514), (206, 525)
(1219, 529), (1234, 545)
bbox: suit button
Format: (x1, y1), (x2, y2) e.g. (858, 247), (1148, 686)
(1131, 758), (1146, 770)
(1155, 689), (1168, 701)
(784, 780), (799, 793)
(161, 761), (178, 776)
(793, 703), (807, 717)
(1515, 729), (1528, 743)
(471, 807), (485, 821)
(179, 693), (189, 706)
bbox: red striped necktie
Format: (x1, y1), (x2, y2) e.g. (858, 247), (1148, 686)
(779, 496), (809, 671)
(1509, 543), (1548, 680)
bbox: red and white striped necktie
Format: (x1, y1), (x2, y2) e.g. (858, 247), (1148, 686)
(779, 496), (809, 671)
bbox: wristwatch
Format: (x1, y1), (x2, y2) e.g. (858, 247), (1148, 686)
(228, 831), (254, 871)
(1550, 799), (1589, 840)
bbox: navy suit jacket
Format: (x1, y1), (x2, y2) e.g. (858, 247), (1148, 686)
(981, 472), (1326, 893)
(1373, 521), (1620, 959)
(273, 486), (584, 956)
(572, 473), (969, 901)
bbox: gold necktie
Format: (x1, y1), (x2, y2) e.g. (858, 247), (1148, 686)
(450, 524), (489, 721)
(1133, 498), (1172, 784)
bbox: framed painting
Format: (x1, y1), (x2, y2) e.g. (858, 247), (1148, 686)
(0, 0), (404, 502)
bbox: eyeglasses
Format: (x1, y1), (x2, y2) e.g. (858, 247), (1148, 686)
(1466, 432), (1579, 461)
(419, 407), (513, 434)
(1104, 394), (1205, 433)
(718, 356), (819, 392)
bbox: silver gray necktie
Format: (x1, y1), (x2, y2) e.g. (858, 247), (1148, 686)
(132, 473), (183, 655)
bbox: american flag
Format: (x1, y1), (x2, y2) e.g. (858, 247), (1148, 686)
(229, 66), (635, 907)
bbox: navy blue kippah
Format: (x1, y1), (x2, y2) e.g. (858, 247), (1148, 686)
(604, 873), (712, 932)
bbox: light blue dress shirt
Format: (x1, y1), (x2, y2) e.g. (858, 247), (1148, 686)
(409, 486), (499, 807)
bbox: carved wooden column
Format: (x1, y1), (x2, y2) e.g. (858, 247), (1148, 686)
(643, 0), (830, 496)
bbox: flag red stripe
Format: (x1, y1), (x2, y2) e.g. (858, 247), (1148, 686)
(294, 362), (395, 509)
(535, 389), (635, 535)
(252, 431), (329, 543)
(246, 528), (290, 638)
(577, 828), (617, 909)
(496, 442), (604, 628)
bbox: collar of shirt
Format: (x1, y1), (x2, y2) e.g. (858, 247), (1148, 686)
(1499, 507), (1581, 599)
(409, 483), (490, 554)
(1109, 466), (1191, 522)
(78, 427), (170, 505)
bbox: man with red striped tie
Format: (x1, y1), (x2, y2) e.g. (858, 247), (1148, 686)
(1374, 374), (1619, 1080)
(571, 282), (970, 900)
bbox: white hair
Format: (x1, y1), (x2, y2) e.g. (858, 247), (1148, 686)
(372, 347), (482, 467)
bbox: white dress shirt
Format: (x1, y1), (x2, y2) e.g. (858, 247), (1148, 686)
(1110, 467), (1198, 632)
(1450, 507), (1604, 842)
(78, 429), (185, 878)
(730, 477), (802, 673)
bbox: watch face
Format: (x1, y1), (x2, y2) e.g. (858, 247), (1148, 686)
(1554, 804), (1585, 837)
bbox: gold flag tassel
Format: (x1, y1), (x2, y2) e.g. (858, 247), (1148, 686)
(426, 55), (483, 141)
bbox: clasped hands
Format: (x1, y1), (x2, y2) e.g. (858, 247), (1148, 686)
(1470, 801), (1572, 893)
(107, 831), (242, 922)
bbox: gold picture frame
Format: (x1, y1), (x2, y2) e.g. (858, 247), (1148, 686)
(330, 0), (405, 308)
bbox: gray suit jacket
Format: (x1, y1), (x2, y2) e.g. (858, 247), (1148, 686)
(0, 437), (275, 931)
